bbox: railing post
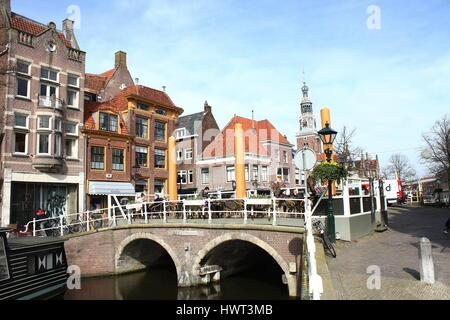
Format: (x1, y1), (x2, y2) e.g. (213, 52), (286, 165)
(144, 202), (148, 224)
(183, 201), (187, 223)
(112, 208), (117, 227)
(127, 206), (131, 225)
(244, 198), (248, 225)
(208, 199), (212, 224)
(163, 200), (167, 223)
(60, 215), (64, 236)
(32, 218), (36, 237)
(272, 198), (277, 226)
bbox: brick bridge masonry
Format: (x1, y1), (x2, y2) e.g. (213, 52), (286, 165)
(64, 224), (305, 297)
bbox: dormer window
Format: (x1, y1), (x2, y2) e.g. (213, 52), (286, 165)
(176, 128), (186, 139)
(156, 109), (167, 116)
(137, 103), (149, 111)
(99, 112), (118, 132)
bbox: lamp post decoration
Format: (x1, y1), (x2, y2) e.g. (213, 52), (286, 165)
(312, 122), (348, 243)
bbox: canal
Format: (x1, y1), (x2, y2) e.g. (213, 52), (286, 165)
(64, 243), (292, 300)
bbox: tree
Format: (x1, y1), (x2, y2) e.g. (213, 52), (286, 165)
(421, 115), (450, 189)
(386, 153), (415, 183)
(334, 126), (363, 165)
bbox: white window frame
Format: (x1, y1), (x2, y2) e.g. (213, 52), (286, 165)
(13, 131), (28, 155)
(185, 148), (193, 160)
(16, 77), (30, 99)
(54, 133), (62, 157)
(67, 89), (79, 109)
(54, 118), (62, 132)
(178, 170), (187, 185)
(283, 151), (288, 163)
(252, 165), (259, 182)
(177, 149), (183, 161)
(226, 166), (235, 183)
(65, 138), (78, 159)
(38, 116), (51, 130)
(67, 74), (79, 88)
(65, 121), (78, 136)
(262, 166), (268, 182)
(37, 133), (51, 155)
(201, 168), (209, 185)
(176, 128), (186, 139)
(14, 113), (28, 130)
(188, 170), (193, 184)
(277, 167), (290, 183)
(40, 67), (59, 83)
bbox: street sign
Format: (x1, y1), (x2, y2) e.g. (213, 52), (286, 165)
(294, 148), (317, 171)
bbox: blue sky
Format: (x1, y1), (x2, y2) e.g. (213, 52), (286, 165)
(12, 0), (450, 176)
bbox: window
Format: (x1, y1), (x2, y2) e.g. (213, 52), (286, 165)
(38, 116), (51, 130)
(68, 74), (79, 87)
(252, 165), (259, 181)
(154, 179), (165, 194)
(227, 166), (235, 182)
(112, 149), (124, 171)
(277, 168), (290, 183)
(135, 179), (148, 194)
(275, 149), (280, 162)
(0, 237), (10, 281)
(17, 78), (29, 98)
(54, 134), (62, 157)
(17, 60), (30, 75)
(54, 118), (62, 132)
(38, 134), (50, 154)
(283, 151), (288, 163)
(14, 114), (27, 128)
(154, 149), (166, 168)
(65, 139), (76, 158)
(185, 148), (193, 160)
(262, 166), (268, 182)
(66, 122), (77, 135)
(188, 170), (193, 184)
(177, 149), (183, 161)
(137, 103), (149, 111)
(14, 132), (27, 153)
(136, 117), (148, 138)
(40, 83), (57, 98)
(91, 146), (105, 170)
(178, 170), (187, 184)
(201, 168), (209, 184)
(67, 90), (78, 108)
(40, 67), (58, 81)
(154, 121), (166, 141)
(156, 109), (167, 116)
(99, 112), (118, 132)
(245, 165), (249, 181)
(136, 146), (148, 167)
(176, 128), (186, 139)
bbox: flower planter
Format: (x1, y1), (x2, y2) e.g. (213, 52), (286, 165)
(246, 198), (272, 205)
(184, 200), (205, 206)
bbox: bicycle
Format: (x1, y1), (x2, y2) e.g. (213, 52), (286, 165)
(312, 219), (337, 258)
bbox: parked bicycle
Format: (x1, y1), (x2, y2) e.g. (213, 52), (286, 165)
(312, 219), (337, 258)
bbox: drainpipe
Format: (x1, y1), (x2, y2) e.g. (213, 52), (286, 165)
(83, 135), (88, 212)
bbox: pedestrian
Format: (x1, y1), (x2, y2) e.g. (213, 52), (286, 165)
(444, 217), (450, 234)
(35, 208), (49, 236)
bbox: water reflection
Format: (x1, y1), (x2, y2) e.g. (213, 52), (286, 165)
(64, 267), (289, 300)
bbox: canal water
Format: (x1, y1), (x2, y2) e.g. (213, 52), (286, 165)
(64, 265), (290, 300)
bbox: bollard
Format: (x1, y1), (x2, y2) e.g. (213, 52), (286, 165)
(419, 237), (435, 284)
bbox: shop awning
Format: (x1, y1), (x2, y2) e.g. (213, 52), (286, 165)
(89, 181), (136, 196)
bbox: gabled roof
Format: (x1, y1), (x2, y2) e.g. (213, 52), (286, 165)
(83, 101), (130, 136)
(177, 111), (204, 136)
(121, 85), (178, 109)
(10, 12), (73, 48)
(203, 116), (292, 158)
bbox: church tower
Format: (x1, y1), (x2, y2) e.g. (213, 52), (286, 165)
(296, 82), (322, 153)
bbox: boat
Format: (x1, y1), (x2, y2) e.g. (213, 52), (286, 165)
(0, 228), (68, 300)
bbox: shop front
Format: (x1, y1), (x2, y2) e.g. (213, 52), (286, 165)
(87, 181), (136, 211)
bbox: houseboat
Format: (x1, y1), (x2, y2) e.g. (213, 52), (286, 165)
(0, 228), (68, 300)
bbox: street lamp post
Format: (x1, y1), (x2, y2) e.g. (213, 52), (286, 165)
(318, 122), (338, 243)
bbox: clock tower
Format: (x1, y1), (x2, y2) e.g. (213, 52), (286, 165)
(296, 82), (322, 153)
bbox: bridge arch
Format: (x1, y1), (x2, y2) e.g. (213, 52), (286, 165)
(192, 232), (297, 297)
(115, 233), (182, 281)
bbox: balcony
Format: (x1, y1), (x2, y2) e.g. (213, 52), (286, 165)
(38, 95), (64, 110)
(32, 156), (63, 172)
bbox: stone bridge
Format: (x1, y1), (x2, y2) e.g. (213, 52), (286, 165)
(64, 223), (305, 297)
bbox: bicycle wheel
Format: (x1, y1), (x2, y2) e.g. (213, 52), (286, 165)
(322, 234), (337, 258)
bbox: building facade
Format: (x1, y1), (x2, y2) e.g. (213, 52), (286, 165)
(83, 84), (183, 207)
(198, 116), (296, 194)
(0, 1), (86, 227)
(175, 101), (220, 196)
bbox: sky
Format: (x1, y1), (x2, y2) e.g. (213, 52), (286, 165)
(12, 0), (450, 177)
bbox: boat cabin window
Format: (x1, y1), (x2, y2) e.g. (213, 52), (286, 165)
(0, 237), (10, 281)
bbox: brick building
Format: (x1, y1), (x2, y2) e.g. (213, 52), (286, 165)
(83, 84), (183, 208)
(197, 115), (296, 193)
(175, 101), (220, 196)
(0, 0), (86, 227)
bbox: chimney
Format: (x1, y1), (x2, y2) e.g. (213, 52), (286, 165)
(0, 0), (11, 16)
(135, 78), (139, 85)
(204, 101), (211, 114)
(62, 19), (80, 49)
(115, 51), (127, 69)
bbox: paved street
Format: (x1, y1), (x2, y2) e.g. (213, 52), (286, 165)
(326, 205), (450, 300)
